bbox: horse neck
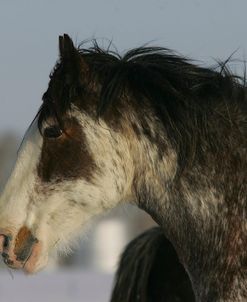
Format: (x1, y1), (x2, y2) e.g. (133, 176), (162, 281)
(192, 275), (247, 302)
(137, 170), (247, 301)
(131, 124), (247, 301)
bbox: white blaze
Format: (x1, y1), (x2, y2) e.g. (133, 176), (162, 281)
(0, 119), (42, 232)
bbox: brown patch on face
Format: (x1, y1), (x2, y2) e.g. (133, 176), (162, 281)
(14, 226), (38, 262)
(38, 117), (96, 182)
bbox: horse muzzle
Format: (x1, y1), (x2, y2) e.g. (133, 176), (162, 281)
(0, 226), (41, 273)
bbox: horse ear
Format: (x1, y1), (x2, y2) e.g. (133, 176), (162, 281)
(58, 34), (89, 78)
(59, 34), (77, 59)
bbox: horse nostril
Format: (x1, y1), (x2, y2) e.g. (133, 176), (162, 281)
(0, 234), (11, 253)
(3, 235), (11, 248)
(2, 252), (9, 259)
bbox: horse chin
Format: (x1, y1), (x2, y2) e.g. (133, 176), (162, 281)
(23, 242), (48, 274)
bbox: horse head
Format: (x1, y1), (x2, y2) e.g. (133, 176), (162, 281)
(0, 35), (136, 273)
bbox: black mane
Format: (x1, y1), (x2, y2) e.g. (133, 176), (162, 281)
(38, 42), (247, 167)
(79, 42), (245, 110)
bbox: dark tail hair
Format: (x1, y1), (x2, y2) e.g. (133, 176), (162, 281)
(110, 227), (195, 302)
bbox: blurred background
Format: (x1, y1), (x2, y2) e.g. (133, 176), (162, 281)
(0, 1), (247, 301)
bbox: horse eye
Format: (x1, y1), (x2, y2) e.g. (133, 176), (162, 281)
(43, 126), (62, 138)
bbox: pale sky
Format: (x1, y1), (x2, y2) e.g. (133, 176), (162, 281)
(1, 0), (247, 135)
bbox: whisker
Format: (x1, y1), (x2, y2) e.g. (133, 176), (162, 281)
(6, 266), (14, 280)
(22, 239), (60, 270)
(1, 258), (14, 280)
(22, 249), (33, 270)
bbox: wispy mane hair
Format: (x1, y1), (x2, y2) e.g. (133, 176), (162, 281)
(38, 40), (247, 167)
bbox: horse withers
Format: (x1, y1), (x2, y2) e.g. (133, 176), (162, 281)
(0, 34), (246, 301)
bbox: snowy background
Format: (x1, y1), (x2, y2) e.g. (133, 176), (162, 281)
(1, 0), (247, 301)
